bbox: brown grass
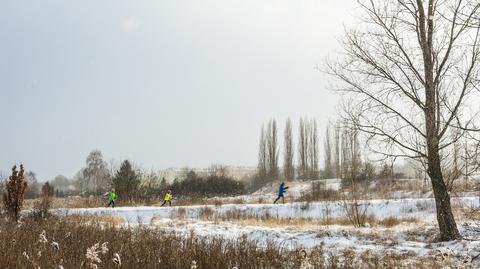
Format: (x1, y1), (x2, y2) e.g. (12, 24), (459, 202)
(24, 196), (106, 210)
(453, 203), (480, 221)
(377, 216), (418, 227)
(0, 216), (296, 268)
(0, 216), (463, 269)
(63, 215), (126, 227)
(197, 208), (418, 228)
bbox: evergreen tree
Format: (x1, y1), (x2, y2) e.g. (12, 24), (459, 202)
(112, 160), (140, 201)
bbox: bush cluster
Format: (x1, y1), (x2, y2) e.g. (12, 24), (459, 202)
(170, 173), (245, 197)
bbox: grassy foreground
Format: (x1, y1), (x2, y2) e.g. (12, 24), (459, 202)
(0, 216), (467, 268)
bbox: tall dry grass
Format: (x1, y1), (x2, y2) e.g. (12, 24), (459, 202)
(0, 216), (471, 268)
(0, 216), (297, 269)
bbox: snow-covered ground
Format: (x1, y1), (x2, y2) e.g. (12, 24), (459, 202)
(53, 196), (479, 225)
(50, 196), (480, 266)
(46, 177), (480, 266)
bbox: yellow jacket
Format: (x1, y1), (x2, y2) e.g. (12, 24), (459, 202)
(164, 193), (172, 201)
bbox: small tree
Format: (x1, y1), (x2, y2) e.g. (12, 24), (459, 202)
(377, 163), (393, 181)
(112, 160), (140, 201)
(33, 182), (54, 219)
(3, 165), (28, 221)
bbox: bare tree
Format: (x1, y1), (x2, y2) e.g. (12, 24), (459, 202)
(340, 123), (351, 182)
(328, 0), (480, 240)
(298, 118), (312, 180)
(208, 164), (229, 177)
(298, 118), (308, 180)
(461, 134), (480, 189)
(266, 119), (279, 180)
(257, 124), (268, 181)
(324, 123), (334, 178)
(308, 119), (320, 180)
(24, 170), (40, 199)
(283, 118), (295, 181)
(334, 121), (341, 178)
(339, 120), (363, 188)
(83, 150), (111, 195)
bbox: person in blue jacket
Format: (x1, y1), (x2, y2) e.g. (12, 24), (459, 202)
(274, 182), (289, 204)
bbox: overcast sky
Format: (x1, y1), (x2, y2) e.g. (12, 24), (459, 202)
(0, 0), (357, 180)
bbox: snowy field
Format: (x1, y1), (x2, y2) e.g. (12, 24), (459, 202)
(50, 196), (480, 266)
(53, 196), (479, 225)
(44, 179), (480, 266)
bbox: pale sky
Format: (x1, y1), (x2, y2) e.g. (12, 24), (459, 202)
(0, 0), (357, 180)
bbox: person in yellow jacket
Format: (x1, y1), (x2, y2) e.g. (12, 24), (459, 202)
(161, 190), (173, 207)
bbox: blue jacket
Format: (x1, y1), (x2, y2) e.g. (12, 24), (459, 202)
(278, 183), (287, 196)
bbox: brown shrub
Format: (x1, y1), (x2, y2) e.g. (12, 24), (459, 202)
(213, 199), (223, 207)
(3, 164), (28, 221)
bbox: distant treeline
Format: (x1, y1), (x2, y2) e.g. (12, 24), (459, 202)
(0, 151), (246, 201)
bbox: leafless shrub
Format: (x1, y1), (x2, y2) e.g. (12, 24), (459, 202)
(342, 198), (371, 228)
(32, 182), (54, 219)
(3, 164), (28, 221)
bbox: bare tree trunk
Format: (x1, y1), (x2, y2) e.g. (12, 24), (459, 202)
(427, 151), (461, 240)
(421, 0), (461, 240)
(283, 118), (295, 181)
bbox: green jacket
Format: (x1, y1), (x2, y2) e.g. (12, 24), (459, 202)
(108, 191), (117, 202)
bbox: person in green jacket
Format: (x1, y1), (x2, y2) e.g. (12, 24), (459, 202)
(161, 190), (173, 207)
(106, 188), (117, 208)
